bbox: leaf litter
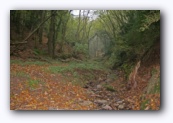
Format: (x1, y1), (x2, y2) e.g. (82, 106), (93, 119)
(10, 61), (160, 110)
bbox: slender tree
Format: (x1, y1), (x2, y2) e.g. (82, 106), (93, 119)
(48, 10), (56, 58)
(39, 10), (46, 44)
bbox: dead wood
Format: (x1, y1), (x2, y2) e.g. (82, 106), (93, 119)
(10, 41), (27, 45)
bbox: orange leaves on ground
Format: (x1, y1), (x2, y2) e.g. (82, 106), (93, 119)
(110, 69), (160, 110)
(10, 61), (160, 110)
(142, 94), (160, 110)
(10, 63), (94, 110)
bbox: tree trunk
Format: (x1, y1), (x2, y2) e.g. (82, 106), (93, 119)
(39, 11), (46, 44)
(48, 10), (56, 58)
(76, 10), (81, 42)
(16, 11), (21, 34)
(81, 10), (90, 43)
(60, 11), (70, 52)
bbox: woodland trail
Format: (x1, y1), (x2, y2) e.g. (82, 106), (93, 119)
(10, 59), (160, 110)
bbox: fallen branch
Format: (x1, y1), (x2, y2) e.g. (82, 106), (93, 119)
(22, 11), (57, 42)
(59, 57), (82, 63)
(10, 41), (27, 45)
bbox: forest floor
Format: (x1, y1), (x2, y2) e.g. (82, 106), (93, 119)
(10, 58), (160, 110)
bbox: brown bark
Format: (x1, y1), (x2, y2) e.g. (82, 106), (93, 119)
(60, 11), (70, 52)
(48, 10), (56, 58)
(39, 11), (46, 44)
(127, 61), (141, 90)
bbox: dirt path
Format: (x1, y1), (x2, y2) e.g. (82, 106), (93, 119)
(10, 60), (160, 110)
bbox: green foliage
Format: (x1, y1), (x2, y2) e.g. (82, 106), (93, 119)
(59, 53), (72, 59)
(27, 79), (40, 89)
(11, 10), (160, 69)
(139, 10), (160, 32)
(103, 84), (116, 92)
(102, 10), (160, 71)
(104, 52), (118, 68)
(140, 99), (149, 110)
(10, 59), (23, 64)
(73, 43), (88, 55)
(11, 71), (30, 78)
(151, 68), (158, 76)
(150, 77), (160, 94)
(153, 80), (160, 93)
(73, 71), (79, 77)
(49, 61), (108, 74)
(33, 48), (45, 56)
(121, 63), (133, 79)
(146, 68), (160, 94)
(49, 65), (69, 73)
(82, 72), (95, 80)
(11, 59), (48, 66)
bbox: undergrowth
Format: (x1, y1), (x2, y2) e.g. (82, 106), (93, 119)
(27, 79), (41, 90)
(11, 59), (48, 66)
(48, 61), (109, 74)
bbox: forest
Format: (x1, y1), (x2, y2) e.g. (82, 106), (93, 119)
(10, 10), (160, 110)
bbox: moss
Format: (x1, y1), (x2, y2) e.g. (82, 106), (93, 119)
(140, 99), (149, 110)
(48, 61), (109, 74)
(151, 68), (158, 76)
(150, 77), (160, 94)
(27, 79), (40, 90)
(103, 84), (116, 92)
(121, 63), (134, 79)
(146, 68), (160, 94)
(11, 71), (30, 78)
